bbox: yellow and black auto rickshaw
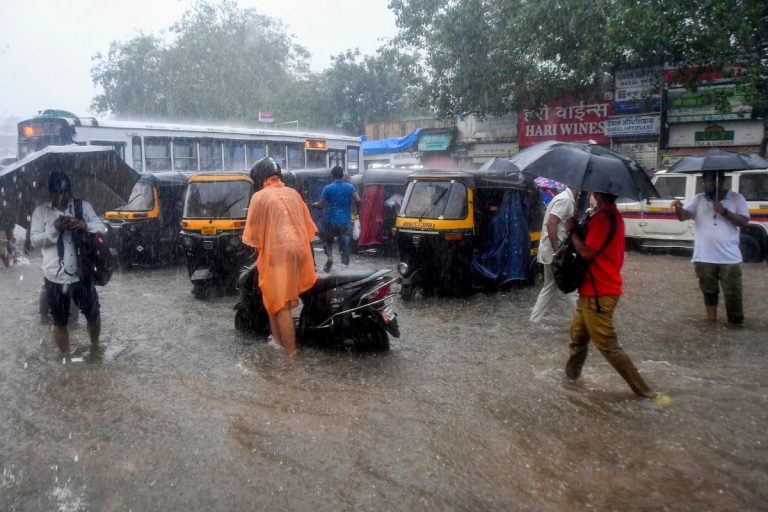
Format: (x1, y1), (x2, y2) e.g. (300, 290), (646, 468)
(103, 171), (192, 266)
(179, 171), (254, 299)
(394, 167), (543, 299)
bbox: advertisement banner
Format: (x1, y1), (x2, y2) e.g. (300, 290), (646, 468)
(666, 86), (752, 123)
(614, 67), (661, 114)
(668, 121), (764, 148)
(605, 115), (660, 137)
(518, 99), (612, 146)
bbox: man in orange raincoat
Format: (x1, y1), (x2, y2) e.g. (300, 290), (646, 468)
(242, 158), (318, 357)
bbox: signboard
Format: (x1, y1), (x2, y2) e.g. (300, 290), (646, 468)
(258, 112), (274, 123)
(519, 99), (613, 146)
(468, 143), (519, 158)
(390, 152), (421, 166)
(418, 131), (453, 152)
(613, 142), (658, 172)
(614, 67), (661, 114)
(668, 121), (764, 148)
(666, 86), (752, 123)
(605, 115), (660, 137)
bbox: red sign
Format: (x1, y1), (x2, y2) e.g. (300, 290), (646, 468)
(258, 112), (273, 123)
(518, 98), (612, 147)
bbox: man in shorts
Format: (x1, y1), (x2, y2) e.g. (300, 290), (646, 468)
(30, 171), (107, 356)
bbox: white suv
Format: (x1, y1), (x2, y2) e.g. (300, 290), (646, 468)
(619, 169), (768, 262)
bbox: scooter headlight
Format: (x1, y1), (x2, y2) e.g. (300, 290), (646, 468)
(397, 262), (409, 276)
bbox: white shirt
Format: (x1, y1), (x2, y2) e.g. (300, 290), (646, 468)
(683, 191), (749, 264)
(537, 188), (575, 265)
(30, 198), (107, 284)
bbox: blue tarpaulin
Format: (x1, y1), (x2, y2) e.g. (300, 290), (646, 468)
(472, 190), (530, 283)
(362, 128), (421, 156)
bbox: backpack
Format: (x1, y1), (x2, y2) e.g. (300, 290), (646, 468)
(552, 209), (616, 295)
(57, 199), (114, 286)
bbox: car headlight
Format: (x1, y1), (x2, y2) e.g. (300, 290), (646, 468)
(397, 262), (409, 276)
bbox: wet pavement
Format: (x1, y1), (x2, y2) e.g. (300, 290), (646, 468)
(1, 244), (767, 510)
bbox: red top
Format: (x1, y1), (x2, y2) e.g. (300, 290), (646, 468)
(579, 204), (625, 297)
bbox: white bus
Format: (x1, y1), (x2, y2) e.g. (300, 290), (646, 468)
(17, 110), (362, 174)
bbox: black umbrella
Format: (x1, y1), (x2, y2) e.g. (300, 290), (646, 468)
(0, 145), (140, 229)
(667, 150), (768, 173)
(508, 140), (658, 200)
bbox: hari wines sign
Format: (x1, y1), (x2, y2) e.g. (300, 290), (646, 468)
(519, 99), (613, 146)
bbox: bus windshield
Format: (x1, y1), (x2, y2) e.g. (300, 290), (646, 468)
(115, 182), (154, 211)
(401, 180), (468, 220)
(183, 180), (251, 219)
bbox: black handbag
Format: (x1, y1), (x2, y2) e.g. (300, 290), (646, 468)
(552, 210), (616, 294)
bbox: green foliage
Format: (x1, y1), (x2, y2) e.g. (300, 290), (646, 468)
(91, 0), (309, 121)
(390, 0), (768, 115)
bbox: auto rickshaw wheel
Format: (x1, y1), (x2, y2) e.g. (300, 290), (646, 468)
(192, 282), (208, 300)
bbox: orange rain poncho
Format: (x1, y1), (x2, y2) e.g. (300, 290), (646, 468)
(242, 178), (318, 315)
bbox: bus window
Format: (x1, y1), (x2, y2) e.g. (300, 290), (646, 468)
(174, 140), (198, 171)
(288, 143), (305, 169)
(145, 138), (171, 171)
(347, 146), (360, 173)
(132, 136), (143, 171)
(200, 140), (223, 171)
(224, 141), (246, 170)
(270, 142), (287, 169)
(307, 149), (327, 168)
(329, 150), (345, 170)
(91, 141), (126, 161)
(246, 142), (267, 167)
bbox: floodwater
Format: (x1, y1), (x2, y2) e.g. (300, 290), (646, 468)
(1, 245), (766, 511)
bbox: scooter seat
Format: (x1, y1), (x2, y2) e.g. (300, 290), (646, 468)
(310, 269), (385, 293)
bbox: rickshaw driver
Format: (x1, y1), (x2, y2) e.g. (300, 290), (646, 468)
(242, 158), (318, 358)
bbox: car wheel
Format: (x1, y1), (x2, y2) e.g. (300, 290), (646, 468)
(740, 234), (763, 263)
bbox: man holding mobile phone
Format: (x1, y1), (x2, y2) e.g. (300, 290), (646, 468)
(29, 170), (107, 357)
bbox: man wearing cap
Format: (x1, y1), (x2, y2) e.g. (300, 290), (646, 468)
(30, 171), (107, 356)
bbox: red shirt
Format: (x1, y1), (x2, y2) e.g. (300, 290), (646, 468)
(579, 204), (625, 297)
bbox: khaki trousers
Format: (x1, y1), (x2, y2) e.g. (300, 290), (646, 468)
(566, 295), (654, 397)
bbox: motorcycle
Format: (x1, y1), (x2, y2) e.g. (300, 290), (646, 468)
(233, 263), (400, 351)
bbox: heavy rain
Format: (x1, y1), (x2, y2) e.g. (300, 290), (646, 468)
(2, 0), (768, 510)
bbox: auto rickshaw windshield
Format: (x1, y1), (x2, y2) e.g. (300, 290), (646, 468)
(401, 180), (468, 219)
(183, 180), (251, 219)
(115, 181), (154, 211)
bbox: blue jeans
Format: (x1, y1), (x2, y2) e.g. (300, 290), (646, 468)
(323, 223), (352, 265)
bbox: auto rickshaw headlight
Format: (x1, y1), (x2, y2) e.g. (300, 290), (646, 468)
(228, 235), (241, 247)
(182, 236), (193, 248)
(128, 223), (138, 232)
(397, 262), (409, 276)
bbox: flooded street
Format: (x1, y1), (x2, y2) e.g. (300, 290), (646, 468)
(1, 247), (767, 510)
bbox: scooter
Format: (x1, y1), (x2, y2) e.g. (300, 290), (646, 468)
(233, 263), (400, 351)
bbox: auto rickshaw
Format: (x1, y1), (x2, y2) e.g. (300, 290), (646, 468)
(354, 167), (413, 254)
(103, 171), (192, 266)
(179, 171), (254, 299)
(394, 167), (543, 298)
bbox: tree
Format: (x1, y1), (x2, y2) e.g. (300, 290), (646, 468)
(389, 0), (768, 115)
(91, 0), (309, 120)
(312, 47), (427, 134)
